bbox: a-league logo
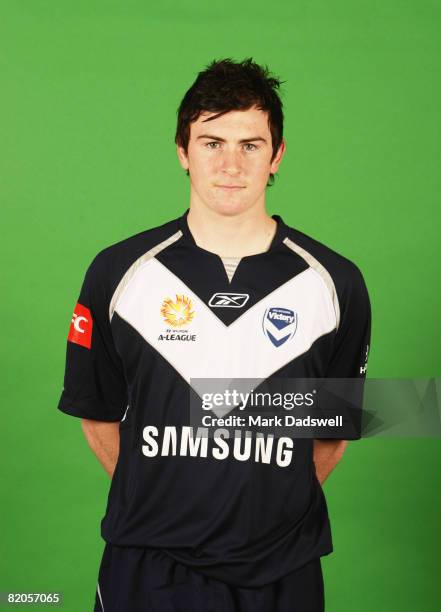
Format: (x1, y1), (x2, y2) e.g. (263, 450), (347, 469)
(262, 307), (297, 347)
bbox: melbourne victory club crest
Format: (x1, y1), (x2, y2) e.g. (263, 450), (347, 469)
(262, 307), (298, 347)
(158, 294), (197, 341)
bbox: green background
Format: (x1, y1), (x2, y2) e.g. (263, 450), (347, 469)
(1, 1), (440, 610)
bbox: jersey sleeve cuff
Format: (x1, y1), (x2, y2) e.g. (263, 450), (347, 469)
(57, 394), (125, 422)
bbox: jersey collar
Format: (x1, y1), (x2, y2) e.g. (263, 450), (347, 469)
(177, 209), (288, 255)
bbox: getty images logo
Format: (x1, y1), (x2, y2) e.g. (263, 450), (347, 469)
(262, 307), (298, 347)
(209, 293), (250, 308)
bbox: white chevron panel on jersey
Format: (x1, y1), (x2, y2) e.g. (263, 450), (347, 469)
(114, 257), (337, 386)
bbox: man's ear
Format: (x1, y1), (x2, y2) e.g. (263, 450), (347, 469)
(269, 139), (286, 175)
(176, 144), (189, 171)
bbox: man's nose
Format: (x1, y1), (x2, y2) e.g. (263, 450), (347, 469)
(220, 149), (242, 175)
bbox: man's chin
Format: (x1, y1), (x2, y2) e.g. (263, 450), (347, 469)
(206, 198), (255, 218)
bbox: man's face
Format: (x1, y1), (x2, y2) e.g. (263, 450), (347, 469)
(177, 106), (285, 216)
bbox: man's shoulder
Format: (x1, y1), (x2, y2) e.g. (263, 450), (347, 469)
(282, 221), (368, 295)
(84, 216), (181, 287)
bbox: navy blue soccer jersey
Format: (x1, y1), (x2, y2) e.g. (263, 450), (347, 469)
(58, 210), (371, 588)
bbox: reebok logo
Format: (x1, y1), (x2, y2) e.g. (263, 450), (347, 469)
(208, 293), (249, 308)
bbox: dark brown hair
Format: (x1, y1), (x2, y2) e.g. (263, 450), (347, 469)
(175, 58), (285, 184)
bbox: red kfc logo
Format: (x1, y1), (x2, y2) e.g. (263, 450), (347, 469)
(68, 303), (93, 349)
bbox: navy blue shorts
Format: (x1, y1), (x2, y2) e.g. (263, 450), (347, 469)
(94, 543), (324, 612)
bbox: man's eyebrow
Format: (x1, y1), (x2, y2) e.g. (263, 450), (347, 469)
(196, 134), (267, 143)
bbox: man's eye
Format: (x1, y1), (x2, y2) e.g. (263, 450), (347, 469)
(206, 142), (221, 149)
(243, 143), (257, 151)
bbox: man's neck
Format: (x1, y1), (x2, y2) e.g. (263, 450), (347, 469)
(186, 204), (277, 258)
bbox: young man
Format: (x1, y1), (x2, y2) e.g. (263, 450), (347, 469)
(58, 59), (371, 611)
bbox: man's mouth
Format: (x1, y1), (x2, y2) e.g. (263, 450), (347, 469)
(214, 185), (246, 190)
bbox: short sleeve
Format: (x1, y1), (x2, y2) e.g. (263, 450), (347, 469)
(327, 265), (371, 379)
(322, 265), (372, 439)
(57, 254), (128, 422)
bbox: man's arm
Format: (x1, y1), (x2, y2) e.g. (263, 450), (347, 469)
(81, 419), (120, 478)
(313, 439), (348, 485)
